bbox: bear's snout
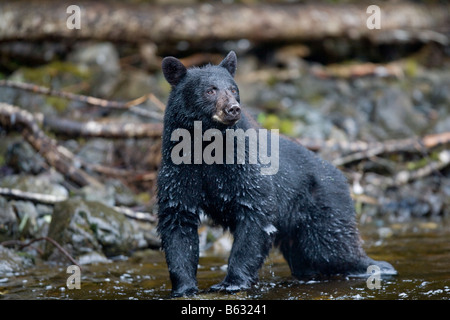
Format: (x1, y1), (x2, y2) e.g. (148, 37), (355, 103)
(224, 103), (241, 119)
(213, 90), (241, 125)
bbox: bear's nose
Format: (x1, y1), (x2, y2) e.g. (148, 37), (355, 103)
(224, 104), (241, 118)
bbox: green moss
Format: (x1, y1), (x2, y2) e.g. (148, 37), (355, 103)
(45, 96), (69, 112)
(257, 112), (295, 136)
(265, 75), (278, 87)
(406, 151), (441, 171)
(19, 61), (91, 87)
(279, 119), (295, 136)
(135, 192), (151, 204)
(404, 58), (419, 78)
(261, 113), (280, 130)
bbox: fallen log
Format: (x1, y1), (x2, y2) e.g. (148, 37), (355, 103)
(0, 1), (448, 45)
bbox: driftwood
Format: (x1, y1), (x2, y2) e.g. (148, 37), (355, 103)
(42, 116), (163, 139)
(0, 1), (448, 45)
(0, 103), (100, 187)
(332, 132), (450, 166)
(0, 80), (164, 138)
(363, 150), (450, 188)
(0, 80), (164, 120)
(0, 187), (67, 205)
(0, 103), (158, 187)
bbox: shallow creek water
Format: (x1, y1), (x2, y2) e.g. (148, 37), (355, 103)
(1, 218), (449, 300)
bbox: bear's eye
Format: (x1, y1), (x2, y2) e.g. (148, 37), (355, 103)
(206, 88), (217, 96)
(231, 88), (237, 94)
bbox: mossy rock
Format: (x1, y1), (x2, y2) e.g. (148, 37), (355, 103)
(45, 199), (139, 263)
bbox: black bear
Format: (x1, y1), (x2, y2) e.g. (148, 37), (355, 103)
(157, 51), (396, 297)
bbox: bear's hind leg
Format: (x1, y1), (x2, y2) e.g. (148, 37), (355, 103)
(278, 223), (397, 279)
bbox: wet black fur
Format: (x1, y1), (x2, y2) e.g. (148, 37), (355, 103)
(157, 52), (396, 297)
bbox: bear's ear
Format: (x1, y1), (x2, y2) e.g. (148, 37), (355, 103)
(162, 57), (187, 87)
(219, 51), (237, 78)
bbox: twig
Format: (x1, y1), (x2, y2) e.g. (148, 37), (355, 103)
(332, 132), (450, 166)
(114, 206), (157, 223)
(364, 150), (450, 187)
(392, 150), (450, 186)
(0, 187), (68, 204)
(147, 93), (166, 112)
(0, 80), (130, 109)
(1, 237), (81, 269)
(43, 116), (163, 139)
(0, 80), (165, 120)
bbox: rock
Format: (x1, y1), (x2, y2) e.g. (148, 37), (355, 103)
(76, 138), (115, 166)
(112, 69), (160, 101)
(5, 141), (46, 174)
(371, 87), (429, 139)
(10, 200), (39, 238)
(139, 43), (160, 71)
(0, 245), (33, 275)
(68, 42), (120, 97)
(0, 197), (18, 242)
(0, 174), (69, 200)
(45, 199), (146, 264)
(77, 251), (110, 265)
(377, 227), (393, 239)
(211, 233), (233, 256)
(78, 179), (137, 208)
(106, 179), (137, 207)
(78, 184), (115, 207)
(69, 42), (120, 74)
(435, 116), (450, 133)
(0, 174), (66, 239)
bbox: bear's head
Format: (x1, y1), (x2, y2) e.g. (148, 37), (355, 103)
(162, 51), (241, 128)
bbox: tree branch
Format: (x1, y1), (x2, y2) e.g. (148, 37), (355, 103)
(0, 187), (68, 204)
(364, 150), (450, 187)
(332, 132), (450, 166)
(43, 116), (163, 139)
(0, 80), (164, 120)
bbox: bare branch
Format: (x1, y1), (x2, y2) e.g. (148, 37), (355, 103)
(43, 116), (163, 139)
(0, 103), (101, 187)
(0, 80), (165, 120)
(332, 132), (450, 166)
(0, 187), (68, 204)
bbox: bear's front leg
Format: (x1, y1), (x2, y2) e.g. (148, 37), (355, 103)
(158, 208), (199, 297)
(210, 217), (274, 293)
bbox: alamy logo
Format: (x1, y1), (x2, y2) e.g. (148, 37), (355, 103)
(66, 5), (81, 30)
(170, 121), (279, 175)
(366, 5), (381, 30)
(66, 265), (81, 289)
(366, 265), (381, 289)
